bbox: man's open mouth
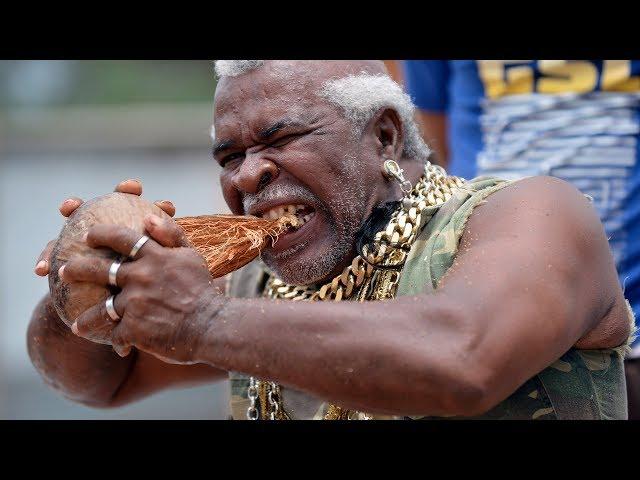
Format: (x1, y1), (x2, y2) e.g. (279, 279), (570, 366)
(250, 202), (320, 254)
(259, 204), (316, 232)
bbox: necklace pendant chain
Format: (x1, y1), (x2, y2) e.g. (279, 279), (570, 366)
(247, 377), (259, 420)
(249, 162), (465, 420)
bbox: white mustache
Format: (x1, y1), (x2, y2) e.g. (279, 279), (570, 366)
(242, 184), (319, 214)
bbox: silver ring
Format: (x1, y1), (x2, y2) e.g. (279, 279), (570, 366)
(128, 235), (150, 259)
(108, 260), (123, 288)
(105, 295), (121, 322)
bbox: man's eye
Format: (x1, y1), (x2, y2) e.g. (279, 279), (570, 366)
(271, 134), (300, 148)
(221, 153), (244, 167)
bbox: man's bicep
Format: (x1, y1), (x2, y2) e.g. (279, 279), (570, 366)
(434, 177), (613, 401)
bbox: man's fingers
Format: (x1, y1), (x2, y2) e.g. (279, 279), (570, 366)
(34, 260), (49, 277)
(110, 326), (133, 357)
(71, 298), (123, 344)
(86, 224), (160, 258)
(115, 179), (143, 196)
(34, 240), (56, 276)
(154, 200), (176, 218)
(144, 214), (189, 248)
(59, 197), (84, 217)
(60, 256), (133, 287)
(113, 344), (133, 358)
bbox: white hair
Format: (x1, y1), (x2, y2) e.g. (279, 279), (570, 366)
(319, 74), (430, 161)
(213, 60), (431, 161)
(214, 60), (265, 78)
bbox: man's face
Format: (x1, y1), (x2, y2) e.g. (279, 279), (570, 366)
(213, 63), (390, 285)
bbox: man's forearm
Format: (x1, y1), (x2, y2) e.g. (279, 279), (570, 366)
(27, 294), (136, 407)
(196, 294), (482, 417)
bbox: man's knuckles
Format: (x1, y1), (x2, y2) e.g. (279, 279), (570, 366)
(178, 248), (210, 270)
(117, 263), (151, 287)
(123, 291), (154, 314)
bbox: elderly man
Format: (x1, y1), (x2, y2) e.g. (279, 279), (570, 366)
(29, 60), (634, 420)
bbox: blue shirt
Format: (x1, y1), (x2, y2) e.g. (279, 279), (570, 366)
(403, 60), (640, 352)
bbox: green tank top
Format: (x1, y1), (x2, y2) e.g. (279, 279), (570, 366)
(227, 177), (634, 420)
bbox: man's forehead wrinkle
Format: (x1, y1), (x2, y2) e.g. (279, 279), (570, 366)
(214, 74), (267, 117)
(216, 82), (300, 121)
(213, 89), (237, 119)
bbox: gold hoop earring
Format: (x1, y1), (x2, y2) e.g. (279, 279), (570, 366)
(382, 159), (413, 194)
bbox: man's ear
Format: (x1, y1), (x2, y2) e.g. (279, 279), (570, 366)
(372, 108), (404, 161)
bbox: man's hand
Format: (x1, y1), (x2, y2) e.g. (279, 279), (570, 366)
(28, 181), (227, 408)
(60, 214), (223, 364)
(34, 179), (176, 277)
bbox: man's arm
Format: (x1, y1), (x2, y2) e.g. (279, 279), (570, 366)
(194, 176), (628, 417)
(28, 293), (226, 408)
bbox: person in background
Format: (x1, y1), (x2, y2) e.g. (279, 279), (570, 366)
(384, 60), (404, 85)
(400, 59), (640, 418)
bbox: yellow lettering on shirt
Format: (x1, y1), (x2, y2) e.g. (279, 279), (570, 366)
(477, 60), (534, 99)
(602, 60), (640, 92)
(537, 60), (598, 93)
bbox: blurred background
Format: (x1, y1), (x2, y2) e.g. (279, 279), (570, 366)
(0, 60), (231, 419)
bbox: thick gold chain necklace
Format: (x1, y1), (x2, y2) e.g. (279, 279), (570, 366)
(249, 162), (465, 420)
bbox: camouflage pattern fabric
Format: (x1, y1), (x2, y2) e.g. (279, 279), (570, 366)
(227, 177), (633, 420)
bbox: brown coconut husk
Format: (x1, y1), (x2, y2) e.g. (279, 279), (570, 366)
(49, 192), (296, 327)
(176, 214), (296, 279)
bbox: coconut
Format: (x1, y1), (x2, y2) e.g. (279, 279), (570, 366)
(49, 193), (171, 328)
(49, 192), (297, 328)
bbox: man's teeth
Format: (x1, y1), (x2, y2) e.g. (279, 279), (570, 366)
(262, 204), (313, 227)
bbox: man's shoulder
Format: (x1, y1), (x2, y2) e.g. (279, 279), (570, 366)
(489, 175), (588, 205)
(462, 174), (610, 268)
(474, 175), (599, 230)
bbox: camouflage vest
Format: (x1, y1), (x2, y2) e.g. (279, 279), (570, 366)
(227, 177), (634, 420)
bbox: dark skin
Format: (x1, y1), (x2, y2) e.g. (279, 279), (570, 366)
(28, 61), (629, 415)
(31, 180), (225, 407)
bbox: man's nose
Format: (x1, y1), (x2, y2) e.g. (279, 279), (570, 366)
(232, 154), (279, 194)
